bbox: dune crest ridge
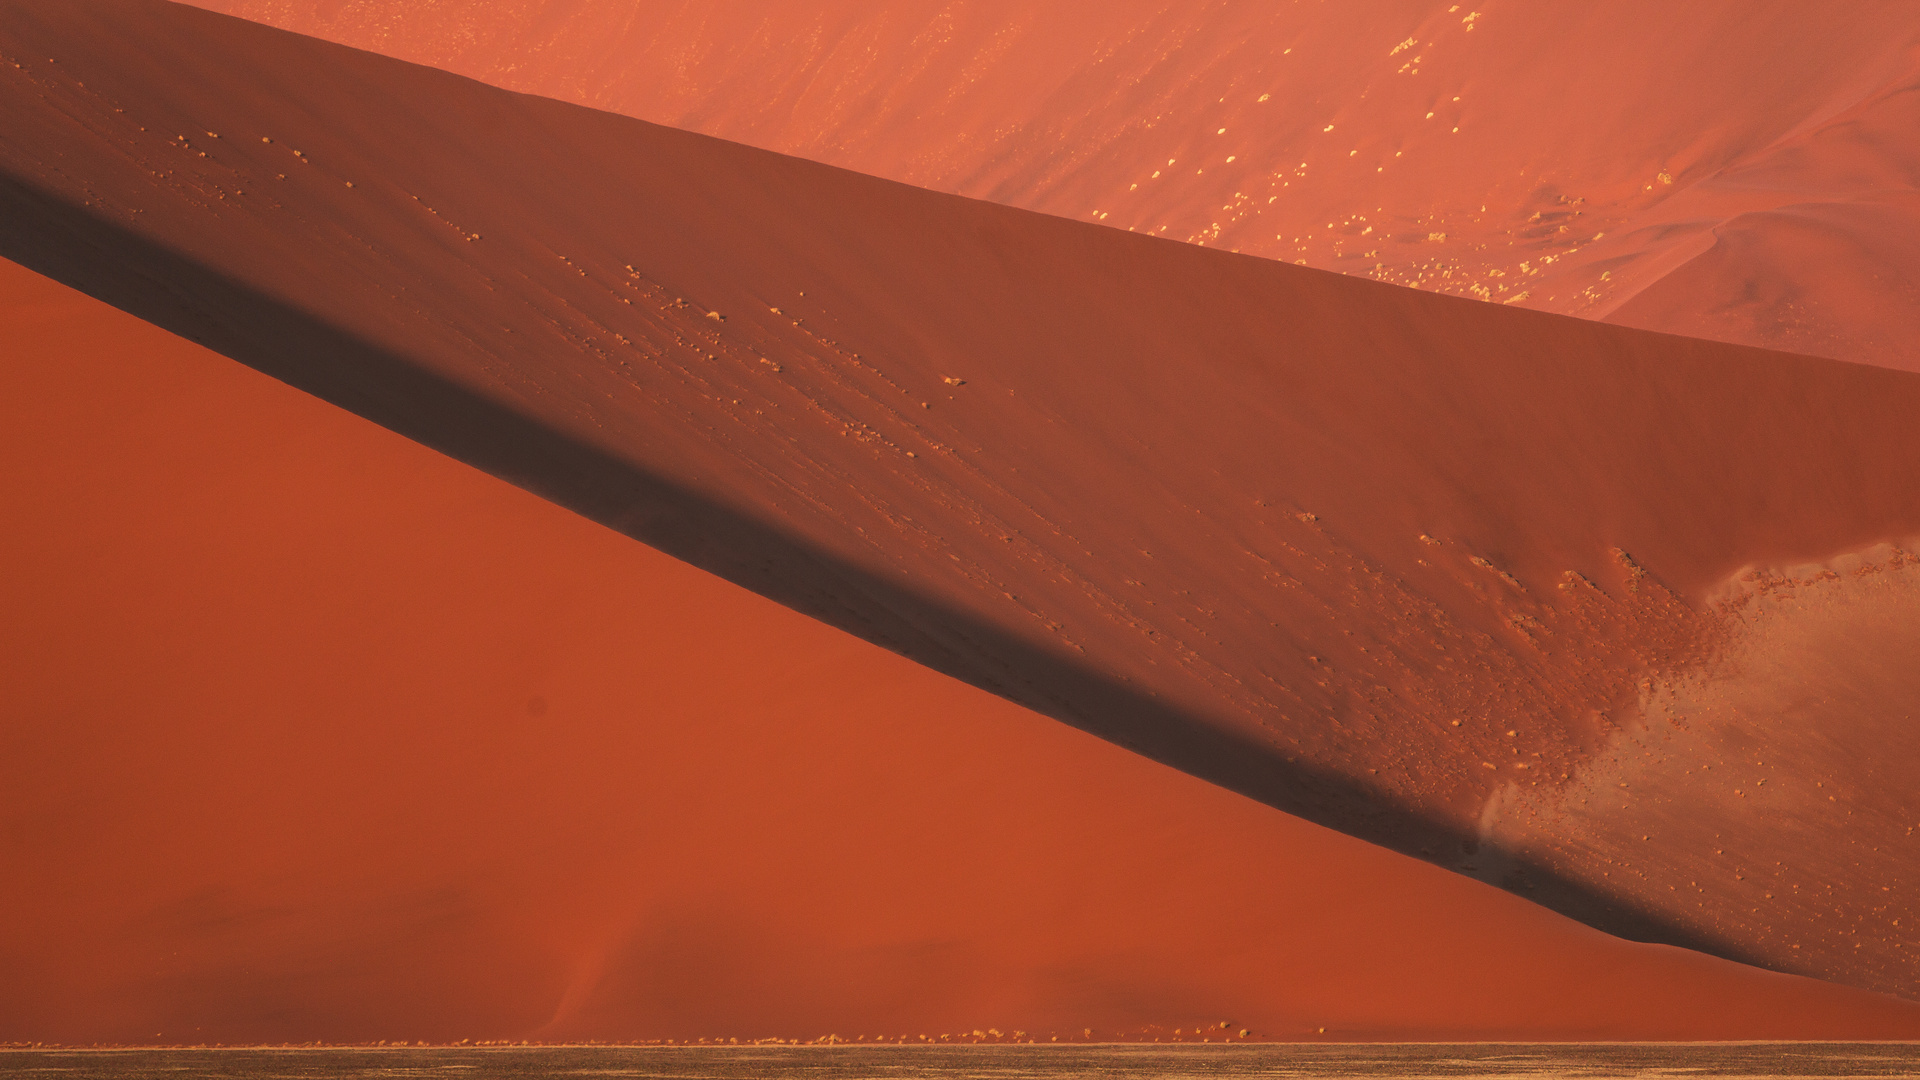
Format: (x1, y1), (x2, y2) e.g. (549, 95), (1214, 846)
(188, 0), (1920, 368)
(25, 250), (1916, 1045)
(4, 0), (1920, 999)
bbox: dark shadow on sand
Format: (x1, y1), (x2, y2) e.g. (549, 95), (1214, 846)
(0, 173), (1761, 969)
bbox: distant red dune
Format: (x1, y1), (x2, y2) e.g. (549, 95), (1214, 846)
(3, 0), (1919, 1022)
(186, 0), (1920, 369)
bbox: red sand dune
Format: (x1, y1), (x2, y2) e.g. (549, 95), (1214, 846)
(12, 255), (1920, 1045)
(11, 253), (1920, 1045)
(5, 0), (1920, 1006)
(187, 0), (1920, 369)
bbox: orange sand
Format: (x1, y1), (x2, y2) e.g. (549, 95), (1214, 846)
(186, 0), (1920, 369)
(7, 254), (1920, 1044)
(4, 0), (1920, 1007)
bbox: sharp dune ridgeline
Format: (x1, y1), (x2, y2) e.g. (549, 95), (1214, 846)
(19, 256), (1920, 1047)
(190, 0), (1920, 370)
(5, 0), (1920, 1008)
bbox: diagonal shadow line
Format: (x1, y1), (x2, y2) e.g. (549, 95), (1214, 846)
(0, 172), (1767, 970)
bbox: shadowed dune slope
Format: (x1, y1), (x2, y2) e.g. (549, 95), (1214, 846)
(4, 1), (1920, 997)
(14, 257), (1920, 1045)
(189, 0), (1920, 369)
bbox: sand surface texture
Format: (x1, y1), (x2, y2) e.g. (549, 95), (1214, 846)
(11, 257), (1918, 1043)
(3, 1), (1919, 1003)
(187, 0), (1920, 370)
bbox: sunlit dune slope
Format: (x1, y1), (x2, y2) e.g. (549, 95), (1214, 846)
(19, 257), (1920, 1044)
(4, 1), (1920, 999)
(189, 0), (1920, 369)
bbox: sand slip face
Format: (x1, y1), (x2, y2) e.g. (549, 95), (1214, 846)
(16, 258), (1920, 1044)
(1484, 546), (1920, 1000)
(3, 1), (1920, 998)
(187, 0), (1920, 369)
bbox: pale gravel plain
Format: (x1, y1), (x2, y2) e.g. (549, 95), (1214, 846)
(6, 1045), (1920, 1080)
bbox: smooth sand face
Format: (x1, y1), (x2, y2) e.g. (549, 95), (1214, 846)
(4, 0), (1920, 1015)
(12, 255), (1920, 1045)
(183, 0), (1920, 369)
(11, 251), (1920, 1045)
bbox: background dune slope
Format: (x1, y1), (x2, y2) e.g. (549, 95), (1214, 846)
(14, 257), (1920, 1045)
(4, 0), (1920, 999)
(189, 0), (1920, 369)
